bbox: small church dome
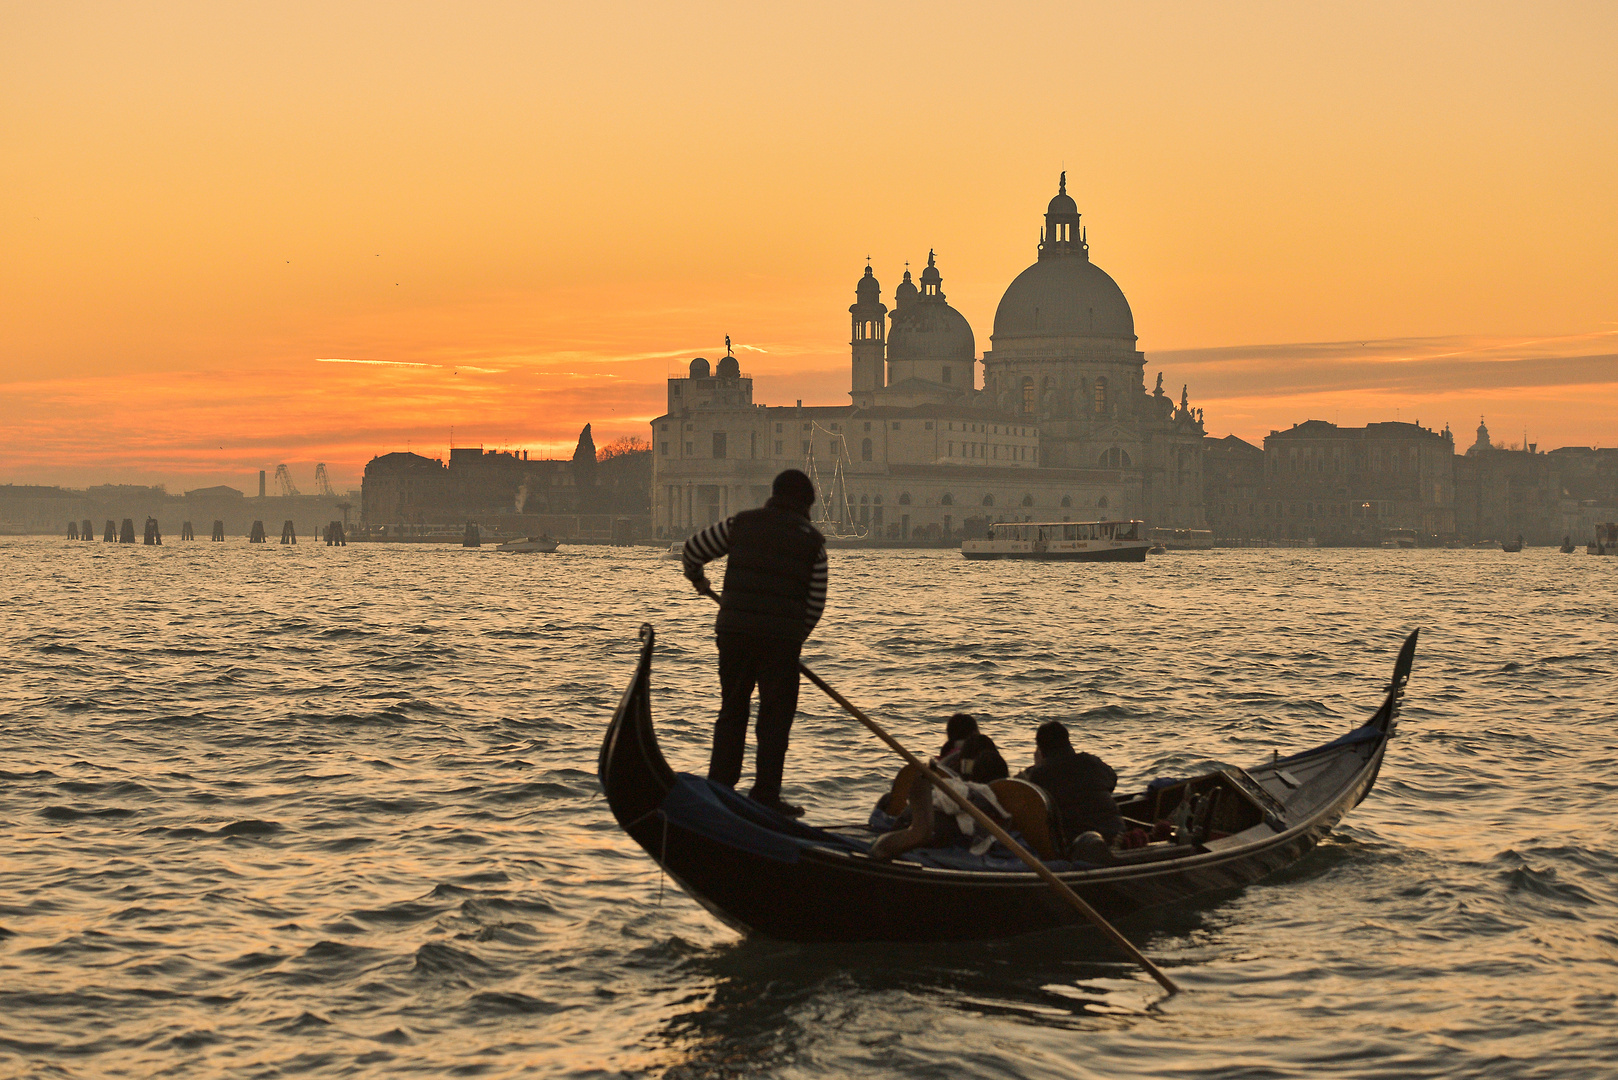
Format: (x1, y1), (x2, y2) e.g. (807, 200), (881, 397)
(855, 265), (881, 302)
(894, 270), (918, 311)
(688, 357), (710, 378)
(715, 355), (740, 378)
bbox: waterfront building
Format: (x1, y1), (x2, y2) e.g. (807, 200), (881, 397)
(651, 177), (1208, 538)
(360, 426), (650, 529)
(1200, 421), (1457, 544)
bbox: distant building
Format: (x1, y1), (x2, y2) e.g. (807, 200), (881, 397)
(1202, 420), (1457, 544)
(651, 176), (1208, 538)
(1202, 435), (1265, 540)
(359, 427), (650, 528)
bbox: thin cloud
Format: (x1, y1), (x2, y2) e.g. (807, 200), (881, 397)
(315, 358), (438, 368)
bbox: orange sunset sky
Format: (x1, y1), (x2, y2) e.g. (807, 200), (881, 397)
(3, 1), (1615, 493)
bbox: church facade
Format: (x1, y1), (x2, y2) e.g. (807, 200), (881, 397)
(650, 177), (1207, 539)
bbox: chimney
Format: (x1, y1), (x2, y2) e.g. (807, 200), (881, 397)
(259, 470), (266, 498)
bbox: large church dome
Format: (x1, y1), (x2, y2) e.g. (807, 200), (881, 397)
(990, 175), (1136, 344)
(992, 257), (1135, 341)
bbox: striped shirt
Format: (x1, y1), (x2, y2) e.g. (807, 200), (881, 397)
(683, 516), (828, 636)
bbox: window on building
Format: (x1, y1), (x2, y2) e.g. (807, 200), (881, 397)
(941, 493), (953, 506)
(802, 440), (810, 455)
(948, 442), (954, 456)
(685, 442), (693, 455)
(1097, 495), (1109, 509)
(659, 423), (668, 432)
(774, 440), (783, 455)
(861, 438), (872, 461)
(1094, 377), (1108, 415)
(1022, 377), (1035, 415)
(864, 421), (871, 431)
(775, 423), (782, 433)
(941, 366), (952, 384)
(660, 442), (668, 456)
(1021, 494), (1033, 507)
(982, 494), (994, 507)
(1061, 495), (1072, 507)
(712, 432), (726, 458)
(899, 492), (911, 505)
(924, 421), (933, 430)
(892, 421), (901, 430)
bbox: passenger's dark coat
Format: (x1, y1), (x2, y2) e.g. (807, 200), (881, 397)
(1024, 747), (1123, 841)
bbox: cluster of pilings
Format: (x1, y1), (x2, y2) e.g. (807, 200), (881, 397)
(75, 516), (356, 548)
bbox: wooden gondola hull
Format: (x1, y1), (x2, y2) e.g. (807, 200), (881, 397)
(599, 625), (1412, 943)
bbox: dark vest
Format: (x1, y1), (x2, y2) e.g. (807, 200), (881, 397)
(716, 503), (824, 642)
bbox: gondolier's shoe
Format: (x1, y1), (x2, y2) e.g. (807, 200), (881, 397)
(750, 794), (805, 818)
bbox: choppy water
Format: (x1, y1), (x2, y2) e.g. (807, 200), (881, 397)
(2, 538), (1615, 1078)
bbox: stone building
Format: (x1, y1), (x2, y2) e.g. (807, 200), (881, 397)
(651, 176), (1208, 538)
(1201, 435), (1266, 539)
(360, 426), (650, 527)
(1201, 420), (1458, 544)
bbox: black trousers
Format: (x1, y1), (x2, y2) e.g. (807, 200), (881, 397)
(709, 632), (802, 802)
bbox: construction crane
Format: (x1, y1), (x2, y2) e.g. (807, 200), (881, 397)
(313, 463), (336, 497)
(274, 464), (300, 497)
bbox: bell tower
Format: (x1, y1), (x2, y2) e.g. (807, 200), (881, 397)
(850, 263), (887, 404)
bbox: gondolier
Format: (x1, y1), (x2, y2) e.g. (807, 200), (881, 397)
(682, 469), (828, 817)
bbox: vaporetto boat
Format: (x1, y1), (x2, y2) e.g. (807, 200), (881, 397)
(961, 520), (1150, 562)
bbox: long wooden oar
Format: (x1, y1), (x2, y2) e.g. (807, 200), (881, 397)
(695, 589), (1180, 993)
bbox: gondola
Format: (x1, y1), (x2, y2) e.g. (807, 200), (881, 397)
(598, 626), (1418, 943)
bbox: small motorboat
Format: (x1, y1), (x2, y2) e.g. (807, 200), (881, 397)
(496, 535), (559, 553)
(1502, 535), (1523, 552)
(599, 624), (1419, 942)
(660, 542), (685, 561)
(1560, 535), (1576, 554)
(1147, 543), (1167, 555)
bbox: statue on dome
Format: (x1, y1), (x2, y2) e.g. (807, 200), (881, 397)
(1154, 372), (1164, 396)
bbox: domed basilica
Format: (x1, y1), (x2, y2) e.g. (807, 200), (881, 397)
(650, 176), (1207, 538)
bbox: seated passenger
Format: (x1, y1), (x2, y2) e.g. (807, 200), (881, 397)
(955, 732), (1009, 784)
(1019, 720), (1124, 845)
(937, 713), (980, 772)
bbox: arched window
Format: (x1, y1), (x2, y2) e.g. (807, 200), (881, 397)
(1094, 377), (1108, 415)
(861, 437), (872, 462)
(873, 495), (882, 505)
(940, 493), (953, 506)
(1020, 494), (1034, 507)
(898, 492), (911, 505)
(1021, 377), (1035, 415)
(982, 494), (995, 507)
(1060, 495), (1072, 507)
(1097, 496), (1109, 509)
